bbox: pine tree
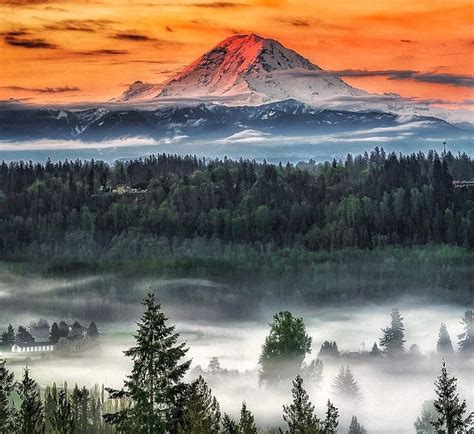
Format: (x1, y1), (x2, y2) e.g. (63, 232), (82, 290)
(370, 342), (381, 357)
(1, 324), (15, 347)
(0, 358), (16, 432)
(178, 376), (220, 434)
(104, 292), (191, 433)
(49, 323), (60, 344)
(414, 400), (436, 434)
(332, 366), (360, 398)
(323, 400), (339, 433)
(348, 415), (367, 434)
(457, 310), (473, 353)
(437, 323), (454, 354)
(259, 311), (312, 385)
(379, 308), (405, 356)
(18, 367), (44, 434)
(47, 388), (75, 434)
(222, 413), (238, 434)
(239, 402), (257, 434)
(88, 321), (99, 339)
(282, 375), (321, 434)
(431, 361), (473, 433)
(16, 326), (34, 345)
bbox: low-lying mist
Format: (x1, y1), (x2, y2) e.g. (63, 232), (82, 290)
(0, 263), (472, 432)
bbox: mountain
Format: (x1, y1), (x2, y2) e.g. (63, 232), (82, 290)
(119, 34), (366, 104)
(1, 99), (465, 143)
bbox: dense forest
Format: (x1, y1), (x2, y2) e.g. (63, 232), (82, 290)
(0, 148), (473, 303)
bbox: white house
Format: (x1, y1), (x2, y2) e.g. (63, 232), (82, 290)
(11, 343), (55, 353)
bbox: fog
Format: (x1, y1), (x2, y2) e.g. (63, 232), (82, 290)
(0, 264), (472, 432)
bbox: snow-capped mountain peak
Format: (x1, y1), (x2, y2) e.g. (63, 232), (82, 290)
(120, 33), (366, 104)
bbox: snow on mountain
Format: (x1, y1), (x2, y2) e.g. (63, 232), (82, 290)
(120, 34), (367, 105)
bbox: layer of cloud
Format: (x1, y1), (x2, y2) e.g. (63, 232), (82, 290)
(80, 49), (129, 56)
(111, 32), (156, 41)
(191, 1), (246, 8)
(4, 35), (57, 49)
(44, 19), (116, 33)
(1, 85), (80, 93)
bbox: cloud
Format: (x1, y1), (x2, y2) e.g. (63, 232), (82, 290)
(1, 85), (80, 93)
(280, 69), (474, 88)
(0, 0), (50, 5)
(4, 35), (57, 49)
(111, 32), (156, 41)
(191, 2), (246, 8)
(80, 49), (129, 56)
(165, 26), (173, 32)
(400, 39), (414, 43)
(44, 19), (116, 33)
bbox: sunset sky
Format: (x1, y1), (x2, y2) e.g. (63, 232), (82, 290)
(0, 0), (473, 108)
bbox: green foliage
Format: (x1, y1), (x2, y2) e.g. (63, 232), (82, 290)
(18, 368), (44, 434)
(0, 359), (16, 432)
(332, 366), (360, 398)
(222, 413), (238, 434)
(104, 292), (191, 433)
(1, 324), (15, 347)
(239, 402), (257, 434)
(259, 311), (312, 384)
(457, 310), (473, 353)
(431, 361), (473, 432)
(379, 308), (405, 356)
(322, 400), (339, 433)
(178, 376), (220, 434)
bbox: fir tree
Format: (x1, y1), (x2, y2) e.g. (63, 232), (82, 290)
(48, 388), (75, 434)
(178, 376), (220, 434)
(431, 361), (473, 433)
(0, 358), (16, 432)
(317, 341), (340, 359)
(49, 322), (60, 344)
(16, 326), (34, 345)
(88, 321), (99, 339)
(104, 292), (191, 433)
(259, 311), (312, 385)
(222, 413), (238, 434)
(348, 415), (367, 434)
(370, 342), (381, 357)
(332, 366), (360, 398)
(414, 400), (436, 434)
(379, 308), (405, 356)
(1, 324), (15, 347)
(437, 323), (454, 354)
(239, 402), (257, 434)
(323, 400), (339, 433)
(457, 310), (473, 353)
(282, 375), (321, 434)
(18, 367), (44, 434)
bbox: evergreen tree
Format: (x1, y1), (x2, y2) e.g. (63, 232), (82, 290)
(88, 321), (99, 339)
(104, 292), (191, 433)
(379, 308), (405, 356)
(0, 358), (16, 432)
(18, 367), (44, 434)
(348, 415), (367, 434)
(332, 366), (360, 398)
(1, 324), (15, 347)
(437, 323), (454, 354)
(222, 413), (238, 434)
(301, 358), (323, 387)
(282, 375), (321, 433)
(178, 376), (220, 434)
(16, 326), (34, 345)
(239, 402), (257, 434)
(47, 388), (75, 434)
(414, 400), (436, 434)
(58, 321), (69, 339)
(457, 310), (473, 353)
(431, 361), (473, 433)
(370, 342), (381, 357)
(259, 311), (312, 384)
(323, 400), (339, 433)
(317, 341), (340, 359)
(49, 322), (60, 344)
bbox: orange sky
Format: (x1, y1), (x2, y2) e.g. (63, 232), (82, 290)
(0, 0), (473, 108)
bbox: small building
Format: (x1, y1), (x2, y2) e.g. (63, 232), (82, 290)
(12, 343), (55, 353)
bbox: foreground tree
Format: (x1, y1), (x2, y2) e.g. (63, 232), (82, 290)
(178, 376), (220, 434)
(437, 323), (454, 354)
(48, 388), (75, 434)
(259, 311), (312, 384)
(348, 415), (367, 434)
(379, 308), (405, 356)
(104, 292), (191, 433)
(282, 375), (321, 433)
(322, 400), (339, 433)
(222, 413), (238, 434)
(332, 366), (360, 398)
(414, 400), (436, 434)
(239, 402), (257, 434)
(18, 368), (44, 434)
(0, 359), (16, 432)
(431, 361), (473, 433)
(457, 310), (473, 353)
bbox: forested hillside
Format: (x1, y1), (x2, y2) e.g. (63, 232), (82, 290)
(1, 148), (473, 258)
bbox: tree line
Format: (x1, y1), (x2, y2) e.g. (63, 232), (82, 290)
(0, 148), (473, 260)
(0, 294), (472, 433)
